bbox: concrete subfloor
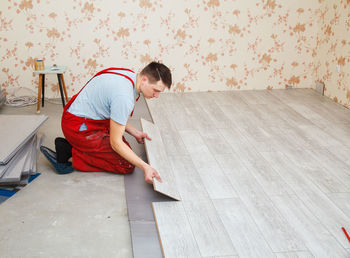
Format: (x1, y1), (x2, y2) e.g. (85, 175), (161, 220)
(0, 97), (151, 257)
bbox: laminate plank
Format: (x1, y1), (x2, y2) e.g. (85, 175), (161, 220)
(327, 193), (350, 218)
(327, 146), (350, 167)
(321, 123), (350, 147)
(198, 127), (232, 155)
(141, 118), (181, 201)
(168, 155), (209, 201)
(213, 198), (275, 258)
(0, 135), (35, 183)
(274, 251), (314, 258)
(182, 199), (237, 257)
(197, 102), (232, 129)
(218, 127), (251, 153)
(147, 100), (189, 155)
(152, 202), (201, 258)
(146, 99), (189, 155)
(298, 191), (350, 248)
(287, 103), (331, 128)
(215, 154), (306, 252)
(179, 130), (237, 199)
(260, 151), (319, 195)
(219, 129), (294, 196)
(271, 195), (349, 257)
(0, 115), (48, 164)
(237, 90), (282, 105)
(185, 106), (214, 130)
(274, 105), (314, 127)
(284, 149), (350, 192)
(211, 91), (238, 106)
(319, 101), (350, 124)
(249, 104), (289, 127)
(296, 124), (342, 148)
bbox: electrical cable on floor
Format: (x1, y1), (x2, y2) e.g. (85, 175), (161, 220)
(5, 87), (63, 107)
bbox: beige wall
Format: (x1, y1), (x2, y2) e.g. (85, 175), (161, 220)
(0, 0), (348, 108)
(313, 0), (350, 108)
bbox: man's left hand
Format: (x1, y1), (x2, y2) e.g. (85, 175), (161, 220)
(134, 131), (151, 144)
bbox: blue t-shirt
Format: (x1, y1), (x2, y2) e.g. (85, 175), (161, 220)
(68, 70), (138, 129)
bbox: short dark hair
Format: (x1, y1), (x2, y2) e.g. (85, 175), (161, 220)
(140, 61), (172, 89)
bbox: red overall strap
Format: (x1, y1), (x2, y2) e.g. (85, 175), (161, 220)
(64, 68), (140, 116)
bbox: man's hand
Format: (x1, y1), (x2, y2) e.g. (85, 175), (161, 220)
(134, 130), (151, 144)
(143, 164), (162, 184)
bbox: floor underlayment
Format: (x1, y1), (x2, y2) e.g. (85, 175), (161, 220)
(146, 89), (350, 258)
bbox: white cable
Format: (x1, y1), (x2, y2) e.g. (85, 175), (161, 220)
(5, 87), (64, 107)
(5, 95), (37, 107)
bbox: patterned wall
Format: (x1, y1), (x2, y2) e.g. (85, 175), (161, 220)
(314, 0), (350, 108)
(0, 0), (349, 108)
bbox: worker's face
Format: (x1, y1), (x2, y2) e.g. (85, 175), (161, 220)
(141, 76), (166, 99)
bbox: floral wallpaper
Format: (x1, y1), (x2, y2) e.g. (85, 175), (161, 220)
(0, 0), (349, 108)
(313, 0), (350, 108)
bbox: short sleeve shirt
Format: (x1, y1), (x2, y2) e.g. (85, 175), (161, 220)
(67, 70), (137, 126)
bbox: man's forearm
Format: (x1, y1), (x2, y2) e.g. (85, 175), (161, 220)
(125, 122), (137, 136)
(111, 139), (148, 170)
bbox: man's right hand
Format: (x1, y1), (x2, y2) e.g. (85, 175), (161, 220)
(143, 164), (162, 184)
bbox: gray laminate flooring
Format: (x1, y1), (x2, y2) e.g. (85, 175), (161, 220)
(147, 89), (350, 258)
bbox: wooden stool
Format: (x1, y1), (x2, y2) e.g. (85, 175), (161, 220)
(33, 66), (69, 113)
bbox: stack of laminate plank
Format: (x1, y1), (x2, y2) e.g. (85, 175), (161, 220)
(0, 115), (47, 186)
(0, 86), (5, 107)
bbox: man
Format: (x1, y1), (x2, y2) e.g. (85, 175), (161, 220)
(40, 61), (172, 184)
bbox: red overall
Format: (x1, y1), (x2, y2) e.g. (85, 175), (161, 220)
(61, 68), (139, 174)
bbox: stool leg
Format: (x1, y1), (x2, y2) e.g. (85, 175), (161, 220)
(42, 74), (45, 107)
(37, 74), (43, 113)
(60, 74), (69, 102)
(57, 74), (65, 107)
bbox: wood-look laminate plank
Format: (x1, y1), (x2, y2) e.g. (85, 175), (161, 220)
(198, 127), (232, 155)
(152, 202), (201, 258)
(219, 128), (294, 196)
(198, 102), (232, 129)
(326, 193), (350, 218)
(179, 130), (237, 199)
(218, 127), (251, 153)
(237, 90), (282, 105)
(182, 199), (237, 257)
(185, 106), (214, 130)
(272, 195), (349, 257)
(319, 101), (350, 124)
(211, 91), (239, 106)
(327, 146), (350, 167)
(0, 115), (48, 165)
(297, 191), (350, 248)
(215, 154), (306, 252)
(321, 123), (350, 147)
(296, 124), (342, 148)
(146, 99), (189, 155)
(274, 251), (314, 258)
(248, 104), (289, 127)
(287, 103), (331, 128)
(168, 155), (209, 201)
(141, 118), (181, 201)
(283, 149), (350, 192)
(260, 151), (319, 195)
(213, 198), (275, 258)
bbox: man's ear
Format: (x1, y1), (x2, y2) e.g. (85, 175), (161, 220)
(141, 75), (148, 83)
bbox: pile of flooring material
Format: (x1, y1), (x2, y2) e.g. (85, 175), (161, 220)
(0, 86), (5, 107)
(0, 115), (47, 187)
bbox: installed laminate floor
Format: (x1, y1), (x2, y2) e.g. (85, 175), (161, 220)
(146, 89), (350, 258)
